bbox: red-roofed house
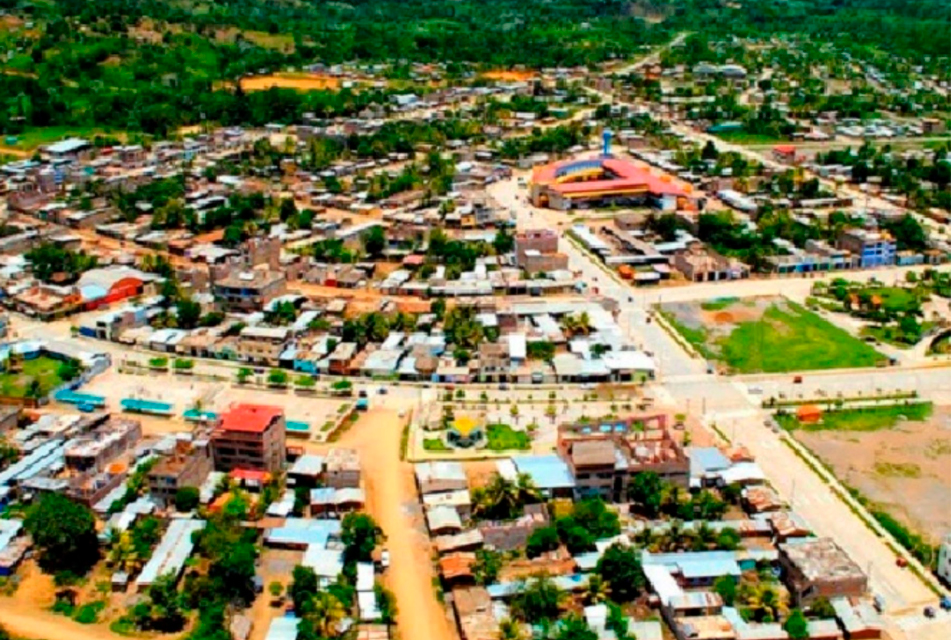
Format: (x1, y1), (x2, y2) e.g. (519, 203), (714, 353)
(772, 144), (798, 164)
(212, 404), (286, 473)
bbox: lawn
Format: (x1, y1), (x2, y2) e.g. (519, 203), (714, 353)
(423, 438), (451, 452)
(718, 301), (885, 373)
(1, 125), (131, 151)
(485, 424), (530, 451)
(776, 402), (933, 432)
(0, 356), (69, 398)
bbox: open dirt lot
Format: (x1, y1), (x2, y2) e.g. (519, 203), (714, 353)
(480, 70), (537, 82)
(796, 406), (951, 543)
(240, 73), (341, 92)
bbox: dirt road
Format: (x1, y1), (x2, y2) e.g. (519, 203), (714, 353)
(0, 606), (129, 640)
(334, 408), (456, 640)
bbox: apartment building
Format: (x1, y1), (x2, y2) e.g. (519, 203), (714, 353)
(212, 267), (287, 312)
(515, 229), (569, 273)
(237, 326), (292, 366)
(211, 404), (286, 473)
(837, 228), (896, 268)
(148, 438), (214, 506)
(779, 538), (867, 605)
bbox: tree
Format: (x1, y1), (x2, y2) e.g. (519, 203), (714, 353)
(268, 369), (288, 386)
(554, 614), (598, 640)
(57, 358), (81, 382)
(784, 609), (809, 640)
(526, 526), (560, 558)
(509, 574), (564, 622)
(509, 404), (520, 425)
(176, 299), (202, 329)
(173, 486), (200, 512)
(595, 543), (644, 602)
(236, 367), (253, 384)
(24, 493), (99, 574)
(809, 597), (836, 619)
(341, 513), (384, 565)
(363, 225), (386, 257)
(375, 582), (398, 625)
(279, 197), (298, 222)
(701, 139), (719, 160)
(583, 574), (611, 605)
(473, 549), (503, 585)
(290, 565), (320, 612)
(472, 473), (540, 521)
(430, 298), (446, 321)
(714, 575), (737, 606)
(493, 228), (515, 255)
(627, 471), (663, 517)
(299, 592), (347, 638)
(269, 581), (284, 599)
(138, 572), (185, 632)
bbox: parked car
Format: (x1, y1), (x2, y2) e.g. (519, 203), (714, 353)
(873, 595), (886, 613)
(924, 606), (936, 618)
(380, 549), (390, 569)
(939, 596), (951, 611)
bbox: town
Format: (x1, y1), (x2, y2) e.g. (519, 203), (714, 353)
(0, 4), (949, 640)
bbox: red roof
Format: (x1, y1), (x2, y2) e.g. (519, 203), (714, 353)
(773, 144), (796, 155)
(218, 403), (284, 433)
(230, 468), (272, 483)
(533, 157), (686, 197)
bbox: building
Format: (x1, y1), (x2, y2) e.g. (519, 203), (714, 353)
(531, 157), (690, 211)
(237, 326), (292, 366)
(64, 419), (142, 474)
(324, 448), (361, 489)
(672, 246), (748, 282)
(515, 229), (570, 273)
(76, 266), (157, 311)
(211, 404), (286, 473)
(212, 268), (287, 312)
(557, 413), (689, 501)
(837, 229), (896, 269)
(778, 538), (867, 605)
(148, 438), (214, 506)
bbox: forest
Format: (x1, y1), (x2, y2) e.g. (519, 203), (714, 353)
(0, 0), (946, 137)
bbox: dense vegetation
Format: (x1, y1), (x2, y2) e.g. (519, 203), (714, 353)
(0, 1), (946, 138)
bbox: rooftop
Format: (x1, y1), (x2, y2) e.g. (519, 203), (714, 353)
(780, 538), (865, 583)
(218, 404), (284, 434)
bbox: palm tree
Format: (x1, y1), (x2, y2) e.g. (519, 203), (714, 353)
(474, 474), (521, 520)
(499, 618), (526, 640)
(545, 404), (557, 424)
(303, 592), (347, 637)
(515, 473), (541, 505)
(106, 530), (143, 575)
(509, 404), (520, 425)
(584, 574), (611, 605)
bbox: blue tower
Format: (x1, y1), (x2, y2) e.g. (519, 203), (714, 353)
(602, 129), (613, 157)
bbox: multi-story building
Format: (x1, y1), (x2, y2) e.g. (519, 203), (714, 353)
(237, 326), (292, 366)
(557, 413), (689, 501)
(515, 229), (569, 273)
(323, 448), (361, 489)
(64, 419), (143, 474)
(837, 228), (896, 268)
(211, 404), (286, 473)
(212, 267), (286, 312)
(148, 438), (214, 506)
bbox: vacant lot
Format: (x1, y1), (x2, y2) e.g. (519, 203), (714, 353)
(0, 356), (68, 398)
(660, 296), (885, 373)
(240, 73), (340, 92)
(794, 405), (951, 543)
(776, 402), (933, 432)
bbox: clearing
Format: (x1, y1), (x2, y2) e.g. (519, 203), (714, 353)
(240, 73), (341, 92)
(776, 402), (933, 432)
(480, 70), (537, 82)
(660, 296), (886, 373)
(793, 405), (951, 544)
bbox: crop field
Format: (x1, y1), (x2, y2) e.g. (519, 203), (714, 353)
(660, 296), (886, 373)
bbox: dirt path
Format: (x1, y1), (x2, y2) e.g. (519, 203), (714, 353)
(335, 408), (456, 640)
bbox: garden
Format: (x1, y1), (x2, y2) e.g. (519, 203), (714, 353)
(0, 355), (81, 399)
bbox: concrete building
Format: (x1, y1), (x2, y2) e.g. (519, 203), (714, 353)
(323, 448), (361, 489)
(148, 438), (214, 506)
(64, 419), (142, 474)
(237, 326), (292, 366)
(837, 229), (896, 268)
(211, 404), (286, 473)
(778, 538), (867, 605)
(557, 413), (688, 501)
(212, 267), (287, 312)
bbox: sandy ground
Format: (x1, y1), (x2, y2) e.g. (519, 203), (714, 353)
(240, 74), (341, 92)
(0, 561), (129, 640)
(321, 408), (457, 640)
(797, 407), (951, 543)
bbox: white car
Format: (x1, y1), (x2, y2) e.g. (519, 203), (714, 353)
(381, 550), (390, 569)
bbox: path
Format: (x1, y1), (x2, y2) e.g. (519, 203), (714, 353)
(332, 408), (456, 640)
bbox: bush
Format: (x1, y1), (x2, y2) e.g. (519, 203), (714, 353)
(268, 369), (288, 386)
(172, 358), (194, 370)
(148, 357), (168, 368)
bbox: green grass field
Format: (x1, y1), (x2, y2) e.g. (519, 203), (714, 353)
(485, 423), (530, 451)
(0, 356), (68, 398)
(1, 125), (130, 151)
(719, 301), (885, 372)
(776, 402), (933, 432)
(713, 131), (788, 145)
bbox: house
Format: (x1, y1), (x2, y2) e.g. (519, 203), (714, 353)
(673, 246), (748, 282)
(148, 438), (214, 506)
(779, 539), (867, 606)
(211, 404), (286, 473)
(237, 326), (291, 366)
(212, 268), (287, 312)
(64, 419), (142, 474)
(415, 461), (468, 495)
(452, 586), (499, 640)
(76, 266), (157, 311)
(323, 448), (361, 489)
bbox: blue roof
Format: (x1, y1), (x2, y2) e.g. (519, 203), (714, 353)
(679, 558), (742, 579)
(286, 421), (310, 432)
(265, 616), (300, 640)
(55, 389), (106, 407)
(121, 398), (173, 415)
(266, 518), (340, 548)
(80, 284), (108, 302)
(689, 447), (731, 476)
(511, 454), (575, 490)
